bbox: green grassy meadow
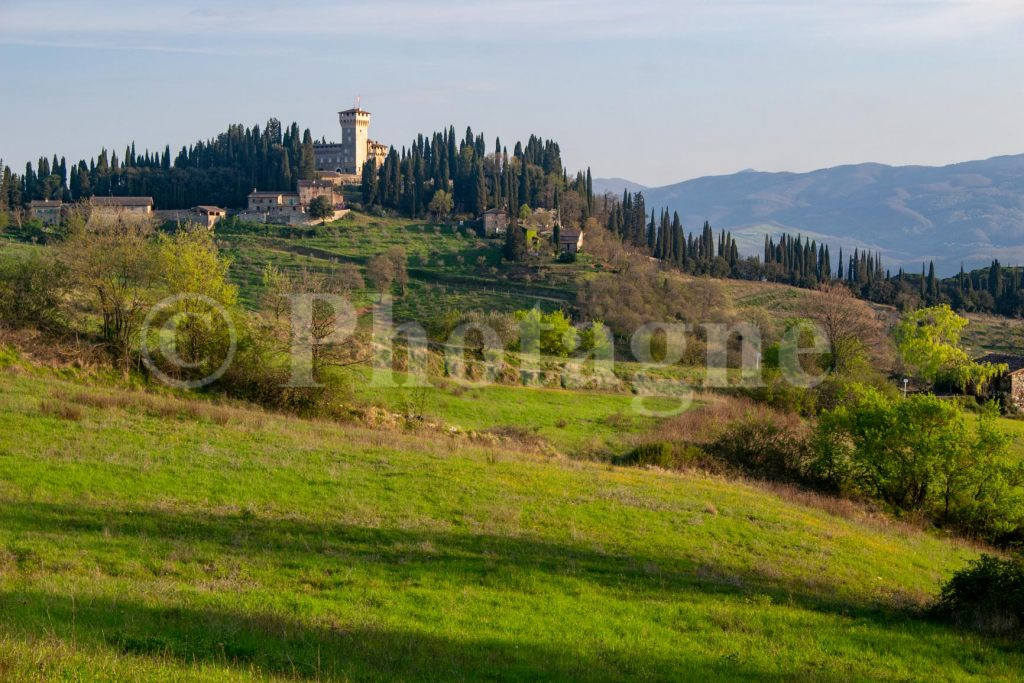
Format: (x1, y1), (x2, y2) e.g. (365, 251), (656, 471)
(1, 357), (1022, 680)
(339, 365), (682, 454)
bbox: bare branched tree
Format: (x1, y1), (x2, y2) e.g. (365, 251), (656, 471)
(808, 283), (887, 374)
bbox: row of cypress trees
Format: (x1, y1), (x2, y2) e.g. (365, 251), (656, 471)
(1, 119), (319, 210)
(360, 126), (595, 219)
(600, 191), (1024, 317)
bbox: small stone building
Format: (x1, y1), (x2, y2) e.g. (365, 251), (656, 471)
(977, 353), (1024, 409)
(193, 205), (227, 229)
(481, 208), (509, 237)
(558, 229), (584, 255)
(243, 190), (313, 225)
(297, 179), (338, 207)
(28, 199), (62, 224)
(90, 196), (153, 216)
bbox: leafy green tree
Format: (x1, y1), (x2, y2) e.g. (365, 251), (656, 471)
(307, 195), (334, 223)
(893, 305), (1002, 391)
(428, 190), (453, 222)
(579, 320), (613, 357)
(0, 251), (66, 330)
(514, 309), (578, 357)
(58, 215), (160, 366)
(148, 229), (239, 384)
(816, 384), (1024, 536)
(366, 253), (395, 297)
(384, 246), (408, 296)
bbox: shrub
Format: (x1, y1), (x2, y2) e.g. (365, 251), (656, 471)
(706, 416), (814, 482)
(932, 555), (1024, 635)
(513, 309), (578, 357)
(733, 373), (817, 416)
(0, 344), (19, 368)
(616, 442), (704, 470)
(39, 399), (84, 422)
(0, 252), (67, 331)
(816, 385), (1024, 539)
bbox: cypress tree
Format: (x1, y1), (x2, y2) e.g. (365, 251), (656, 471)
(299, 129), (317, 180)
(503, 222), (526, 262)
(672, 213), (684, 268)
(644, 210), (656, 256)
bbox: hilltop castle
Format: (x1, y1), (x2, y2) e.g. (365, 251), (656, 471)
(314, 107), (388, 178)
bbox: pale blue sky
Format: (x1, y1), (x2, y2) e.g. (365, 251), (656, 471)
(1, 0), (1022, 186)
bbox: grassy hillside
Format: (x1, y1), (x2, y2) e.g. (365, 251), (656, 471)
(339, 365), (682, 454)
(218, 214), (579, 317)
(727, 277), (1024, 356)
(0, 354), (1021, 680)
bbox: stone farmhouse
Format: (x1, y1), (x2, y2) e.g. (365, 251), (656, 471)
(89, 196), (154, 217)
(977, 353), (1024, 410)
(241, 180), (346, 226)
(192, 205), (227, 229)
(28, 199), (62, 224)
(558, 229), (584, 255)
(153, 205), (228, 229)
(481, 208), (509, 236)
(297, 179), (336, 205)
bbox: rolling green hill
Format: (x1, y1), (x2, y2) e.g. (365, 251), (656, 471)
(0, 352), (1021, 680)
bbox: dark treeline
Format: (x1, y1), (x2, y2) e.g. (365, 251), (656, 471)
(1, 121), (595, 219)
(607, 190), (756, 279)
(360, 126), (595, 219)
(0, 119), (322, 210)
(604, 191), (1024, 317)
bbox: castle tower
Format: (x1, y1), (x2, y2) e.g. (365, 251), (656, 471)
(338, 107), (370, 175)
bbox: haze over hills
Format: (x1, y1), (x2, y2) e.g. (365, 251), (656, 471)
(596, 154), (1024, 275)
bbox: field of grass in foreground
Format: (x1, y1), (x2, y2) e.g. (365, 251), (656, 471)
(0, 360), (1022, 680)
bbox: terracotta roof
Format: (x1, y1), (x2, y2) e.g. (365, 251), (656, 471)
(558, 230), (582, 244)
(29, 199), (62, 208)
(482, 208), (507, 215)
(194, 205), (226, 214)
(248, 191), (282, 197)
(976, 353), (1024, 373)
(91, 196), (153, 207)
(297, 179), (334, 188)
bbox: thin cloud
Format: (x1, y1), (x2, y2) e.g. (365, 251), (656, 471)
(2, 0), (1023, 47)
(0, 38), (234, 55)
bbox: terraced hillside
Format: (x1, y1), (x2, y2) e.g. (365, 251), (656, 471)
(218, 213), (582, 317)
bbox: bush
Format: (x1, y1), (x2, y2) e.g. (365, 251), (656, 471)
(707, 416), (814, 482)
(816, 385), (1024, 539)
(932, 555), (1024, 635)
(0, 252), (67, 330)
(616, 442), (704, 470)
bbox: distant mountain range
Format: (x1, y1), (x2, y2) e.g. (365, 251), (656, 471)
(595, 154), (1024, 275)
